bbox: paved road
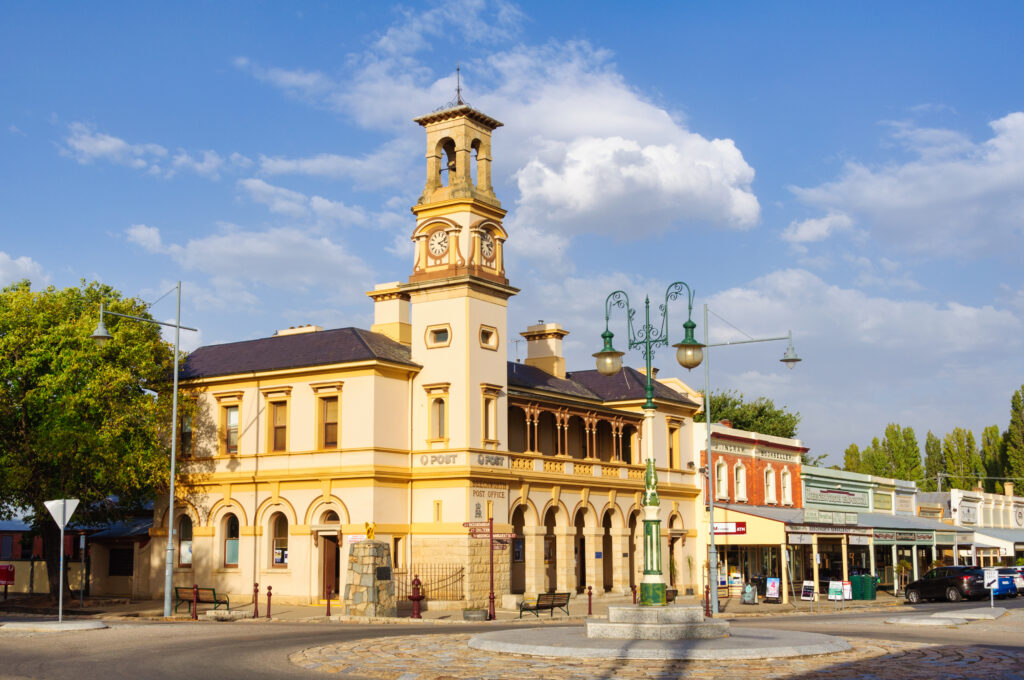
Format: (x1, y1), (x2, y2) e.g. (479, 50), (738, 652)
(2, 599), (1023, 680)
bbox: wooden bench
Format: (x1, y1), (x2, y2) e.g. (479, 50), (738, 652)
(174, 586), (230, 613)
(519, 592), (570, 618)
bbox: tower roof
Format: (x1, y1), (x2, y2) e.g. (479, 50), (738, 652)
(413, 104), (503, 130)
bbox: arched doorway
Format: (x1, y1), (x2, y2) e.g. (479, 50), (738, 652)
(510, 505), (526, 594)
(544, 507), (557, 592)
(320, 510), (341, 599)
(628, 511), (640, 589)
(574, 508), (586, 593)
(602, 511), (614, 592)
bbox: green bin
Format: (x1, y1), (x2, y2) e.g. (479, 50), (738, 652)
(851, 575), (864, 600)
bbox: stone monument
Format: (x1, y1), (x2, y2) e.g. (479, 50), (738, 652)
(344, 535), (396, 617)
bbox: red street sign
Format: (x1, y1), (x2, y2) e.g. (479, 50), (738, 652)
(490, 543), (508, 550)
(0, 565), (13, 585)
(713, 522), (747, 535)
(462, 522), (491, 528)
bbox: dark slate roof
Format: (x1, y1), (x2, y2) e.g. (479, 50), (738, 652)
(507, 362), (602, 400)
(89, 518), (153, 540)
(568, 367), (700, 406)
(507, 362), (698, 407)
(181, 327), (419, 379)
(0, 519), (31, 532)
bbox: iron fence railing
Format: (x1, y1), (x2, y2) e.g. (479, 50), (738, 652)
(393, 563), (465, 600)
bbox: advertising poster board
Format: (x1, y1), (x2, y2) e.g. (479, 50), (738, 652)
(828, 580), (843, 601)
(800, 580), (815, 601)
(766, 577), (781, 600)
(842, 581), (852, 600)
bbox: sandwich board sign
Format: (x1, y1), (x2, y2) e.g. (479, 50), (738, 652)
(44, 499), (80, 623)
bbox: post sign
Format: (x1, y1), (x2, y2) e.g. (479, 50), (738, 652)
(983, 568), (999, 589)
(43, 498), (79, 624)
(0, 565), (14, 586)
(842, 581), (852, 600)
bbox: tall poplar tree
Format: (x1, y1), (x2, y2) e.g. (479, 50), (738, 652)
(980, 424), (1006, 493)
(1005, 384), (1024, 483)
(921, 431), (944, 491)
(880, 423), (922, 482)
(942, 428), (984, 490)
(843, 443), (862, 474)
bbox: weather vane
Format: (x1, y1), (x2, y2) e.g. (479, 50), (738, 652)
(437, 63), (470, 111)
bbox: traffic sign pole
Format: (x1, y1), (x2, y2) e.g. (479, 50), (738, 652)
(488, 517), (495, 621)
(44, 499), (79, 625)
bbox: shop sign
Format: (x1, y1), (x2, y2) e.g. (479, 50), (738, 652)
(754, 447), (799, 463)
(894, 495), (914, 514)
(788, 524), (871, 535)
(800, 581), (815, 600)
(804, 509), (858, 525)
(827, 581), (843, 601)
(788, 533), (813, 545)
(712, 441), (750, 456)
(873, 530), (930, 542)
(934, 532), (955, 544)
(805, 488), (869, 508)
(766, 578), (781, 599)
(713, 522), (747, 535)
(873, 493), (892, 511)
(1014, 508), (1024, 529)
(960, 505), (978, 524)
(849, 535), (871, 546)
(474, 454), (507, 467)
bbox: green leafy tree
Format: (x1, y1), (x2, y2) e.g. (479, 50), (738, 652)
(1005, 385), (1024, 483)
(694, 390), (800, 438)
(0, 280), (178, 597)
(921, 431), (944, 491)
(879, 423), (922, 483)
(842, 443), (862, 474)
(980, 424), (1006, 493)
(942, 427), (984, 490)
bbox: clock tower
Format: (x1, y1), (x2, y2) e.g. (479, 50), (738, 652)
(371, 103), (517, 457)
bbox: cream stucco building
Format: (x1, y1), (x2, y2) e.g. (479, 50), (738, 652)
(120, 104), (706, 608)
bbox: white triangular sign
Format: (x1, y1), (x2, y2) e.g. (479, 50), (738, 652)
(44, 499), (80, 529)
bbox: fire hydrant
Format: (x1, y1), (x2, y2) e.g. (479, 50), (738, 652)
(408, 574), (424, 619)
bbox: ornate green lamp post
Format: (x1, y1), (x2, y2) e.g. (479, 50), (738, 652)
(593, 282), (704, 606)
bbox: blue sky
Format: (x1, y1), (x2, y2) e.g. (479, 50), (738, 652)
(3, 1), (1023, 464)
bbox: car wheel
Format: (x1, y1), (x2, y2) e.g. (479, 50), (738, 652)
(906, 589), (921, 604)
(946, 587), (962, 602)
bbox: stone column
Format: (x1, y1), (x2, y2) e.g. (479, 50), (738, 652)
(911, 544), (919, 581)
(523, 526), (546, 595)
(609, 527), (631, 594)
(869, 538), (876, 577)
(582, 528), (603, 594)
(554, 526), (575, 593)
(841, 535), (849, 581)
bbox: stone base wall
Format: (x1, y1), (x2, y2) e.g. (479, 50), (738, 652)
(344, 540), (396, 617)
(411, 535), (509, 608)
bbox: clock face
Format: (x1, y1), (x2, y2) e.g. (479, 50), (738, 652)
(480, 232), (495, 259)
(428, 230), (449, 257)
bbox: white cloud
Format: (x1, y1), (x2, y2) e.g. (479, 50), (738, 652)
(62, 122), (167, 171)
(8, 125), (25, 136)
(258, 138), (418, 189)
(781, 212), (853, 244)
(0, 252), (46, 285)
(793, 112), (1024, 256)
(237, 178), (309, 217)
(172, 149), (225, 178)
(125, 224), (165, 253)
(372, 0), (523, 57)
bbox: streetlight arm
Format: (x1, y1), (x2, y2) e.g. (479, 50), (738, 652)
(705, 334), (790, 348)
(101, 309), (198, 332)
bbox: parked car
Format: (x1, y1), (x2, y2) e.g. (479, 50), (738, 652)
(993, 569), (1020, 598)
(904, 566), (987, 603)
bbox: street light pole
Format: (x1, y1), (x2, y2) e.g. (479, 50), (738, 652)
(593, 282), (704, 607)
(702, 303), (800, 615)
(91, 281), (197, 618)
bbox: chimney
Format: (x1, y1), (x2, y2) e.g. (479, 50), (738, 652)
(974, 483), (984, 494)
(521, 322), (569, 379)
(275, 324), (323, 336)
(638, 367), (660, 379)
(367, 282), (411, 346)
(1006, 482), (1014, 497)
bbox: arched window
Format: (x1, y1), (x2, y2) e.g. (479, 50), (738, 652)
(781, 469), (793, 505)
(271, 513), (288, 567)
(735, 463), (747, 501)
(177, 515), (193, 567)
(765, 468), (777, 504)
(223, 514), (239, 567)
(715, 459), (728, 499)
(431, 398), (446, 439)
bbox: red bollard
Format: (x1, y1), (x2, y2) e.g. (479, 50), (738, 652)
(704, 585), (711, 618)
(266, 585), (272, 619)
(631, 584), (637, 605)
(325, 583), (331, 617)
(253, 583), (259, 619)
(191, 584), (198, 620)
(408, 575), (423, 619)
(587, 585), (592, 615)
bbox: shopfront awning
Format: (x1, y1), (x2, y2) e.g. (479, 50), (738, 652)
(970, 528), (1024, 546)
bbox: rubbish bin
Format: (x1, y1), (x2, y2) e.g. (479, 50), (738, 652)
(851, 575), (864, 600)
(868, 575), (878, 600)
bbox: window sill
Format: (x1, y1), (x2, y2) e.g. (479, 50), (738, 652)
(214, 567), (241, 573)
(261, 568), (291, 575)
(173, 566), (193, 573)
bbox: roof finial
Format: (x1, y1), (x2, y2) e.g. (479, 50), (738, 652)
(456, 62), (463, 105)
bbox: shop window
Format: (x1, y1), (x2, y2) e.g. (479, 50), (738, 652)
(180, 415), (193, 457)
(0, 535), (12, 559)
(178, 515), (193, 567)
(223, 514), (239, 567)
(271, 513), (288, 567)
(781, 469), (793, 505)
(108, 548), (134, 577)
(481, 383), (501, 447)
(765, 468), (777, 504)
(667, 422), (681, 469)
(270, 401), (288, 452)
(431, 398), (446, 439)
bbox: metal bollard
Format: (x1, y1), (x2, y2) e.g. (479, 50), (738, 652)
(266, 585), (272, 619)
(704, 585), (711, 618)
(587, 585), (592, 615)
(631, 584), (637, 605)
(253, 583), (259, 618)
(409, 575), (423, 619)
(325, 583), (331, 617)
(191, 584), (198, 620)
